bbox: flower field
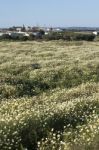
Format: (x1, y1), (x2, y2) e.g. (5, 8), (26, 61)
(0, 40), (99, 150)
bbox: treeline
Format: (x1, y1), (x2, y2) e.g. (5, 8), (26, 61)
(0, 31), (95, 41)
(43, 32), (95, 41)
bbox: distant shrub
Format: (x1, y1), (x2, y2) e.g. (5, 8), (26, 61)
(0, 31), (95, 41)
(43, 32), (95, 41)
(73, 34), (95, 41)
(28, 33), (35, 40)
(31, 63), (41, 69)
(18, 36), (28, 41)
(0, 34), (11, 40)
(43, 32), (63, 41)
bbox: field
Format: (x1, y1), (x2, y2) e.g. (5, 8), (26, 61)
(0, 40), (99, 150)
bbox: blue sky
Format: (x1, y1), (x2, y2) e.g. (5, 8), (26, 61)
(0, 0), (99, 27)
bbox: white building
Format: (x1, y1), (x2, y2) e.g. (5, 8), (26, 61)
(93, 31), (98, 36)
(0, 33), (4, 36)
(10, 31), (29, 38)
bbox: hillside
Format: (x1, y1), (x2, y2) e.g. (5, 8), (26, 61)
(0, 41), (99, 150)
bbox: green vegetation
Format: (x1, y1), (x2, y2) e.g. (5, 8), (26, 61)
(0, 41), (99, 150)
(0, 32), (95, 41)
(43, 32), (95, 41)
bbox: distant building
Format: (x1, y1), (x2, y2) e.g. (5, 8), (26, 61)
(0, 33), (4, 36)
(92, 31), (98, 36)
(16, 27), (22, 32)
(45, 32), (49, 35)
(52, 28), (63, 32)
(25, 26), (32, 32)
(10, 31), (29, 39)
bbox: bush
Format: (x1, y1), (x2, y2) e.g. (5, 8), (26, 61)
(73, 34), (95, 41)
(28, 34), (35, 40)
(43, 32), (63, 41)
(18, 36), (28, 41)
(0, 34), (11, 40)
(0, 32), (95, 41)
(43, 32), (95, 41)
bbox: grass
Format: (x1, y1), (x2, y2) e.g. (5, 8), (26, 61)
(0, 40), (99, 150)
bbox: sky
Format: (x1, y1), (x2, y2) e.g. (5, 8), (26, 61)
(0, 0), (99, 27)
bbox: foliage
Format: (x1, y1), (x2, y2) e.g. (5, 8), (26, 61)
(0, 41), (99, 149)
(43, 32), (95, 41)
(0, 32), (95, 41)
